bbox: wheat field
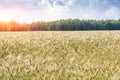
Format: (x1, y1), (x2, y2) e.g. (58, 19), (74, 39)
(0, 31), (120, 80)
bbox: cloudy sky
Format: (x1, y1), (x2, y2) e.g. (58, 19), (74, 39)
(0, 0), (120, 23)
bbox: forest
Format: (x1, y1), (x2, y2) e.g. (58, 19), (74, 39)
(0, 19), (120, 31)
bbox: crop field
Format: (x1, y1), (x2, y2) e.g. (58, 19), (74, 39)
(0, 31), (120, 80)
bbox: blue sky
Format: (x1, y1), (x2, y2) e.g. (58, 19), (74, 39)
(0, 0), (120, 23)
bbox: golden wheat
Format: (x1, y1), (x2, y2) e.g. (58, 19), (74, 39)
(0, 31), (120, 80)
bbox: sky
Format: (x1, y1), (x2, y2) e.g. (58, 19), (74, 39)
(0, 0), (120, 23)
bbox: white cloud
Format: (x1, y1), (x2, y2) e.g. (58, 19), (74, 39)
(39, 0), (76, 12)
(105, 7), (119, 19)
(38, 0), (76, 21)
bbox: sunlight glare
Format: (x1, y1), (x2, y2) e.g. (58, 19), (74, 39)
(0, 9), (24, 23)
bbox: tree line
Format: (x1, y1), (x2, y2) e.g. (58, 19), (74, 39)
(0, 19), (120, 31)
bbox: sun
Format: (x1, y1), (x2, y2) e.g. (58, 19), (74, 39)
(0, 10), (18, 23)
(0, 8), (24, 23)
(0, 15), (12, 22)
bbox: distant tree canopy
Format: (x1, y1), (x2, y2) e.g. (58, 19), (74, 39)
(0, 19), (120, 31)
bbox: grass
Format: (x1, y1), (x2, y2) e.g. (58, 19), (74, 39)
(0, 31), (120, 80)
